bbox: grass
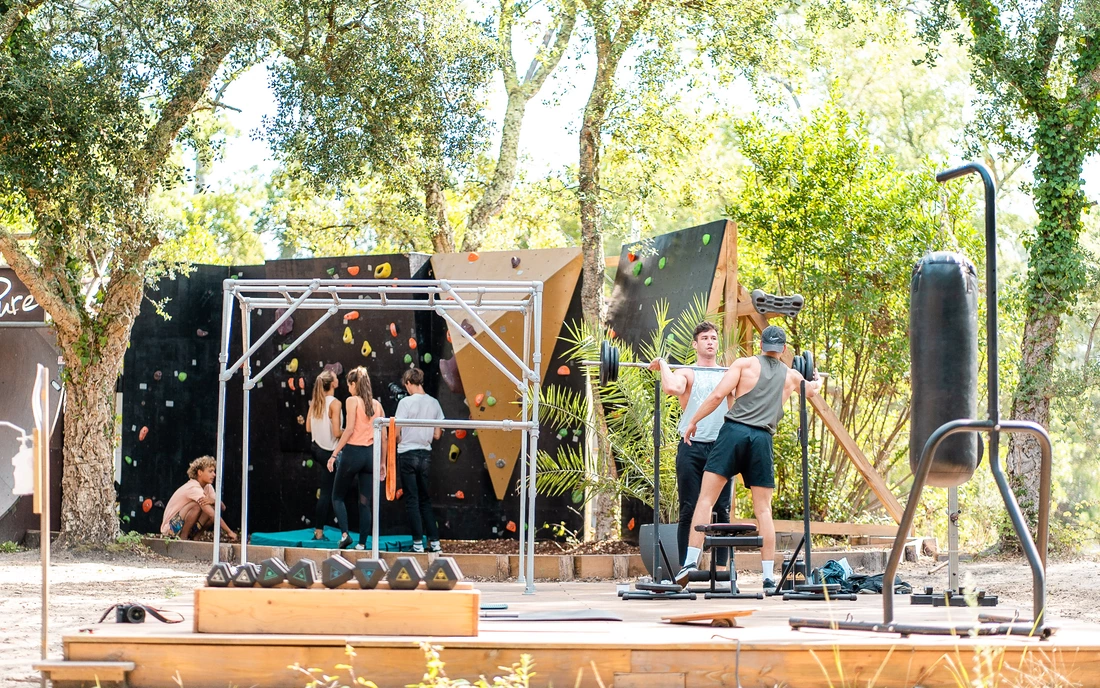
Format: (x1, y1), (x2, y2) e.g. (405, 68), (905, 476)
(289, 643), (536, 688)
(0, 540), (22, 553)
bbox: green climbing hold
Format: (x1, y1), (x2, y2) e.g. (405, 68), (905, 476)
(632, 262), (643, 276)
(306, 459), (314, 468)
(644, 277), (652, 286)
(423, 353), (433, 364)
(658, 257), (666, 269)
(326, 267), (336, 275)
(403, 353), (413, 364)
(177, 372), (187, 382)
(472, 430), (478, 437)
(571, 489), (584, 504)
(124, 455), (132, 465)
(557, 429), (568, 439)
(486, 396), (497, 407)
(702, 233), (711, 245)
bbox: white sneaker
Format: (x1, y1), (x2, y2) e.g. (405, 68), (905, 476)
(412, 543), (425, 553)
(353, 544), (366, 551)
(674, 563), (697, 589)
(429, 540), (442, 553)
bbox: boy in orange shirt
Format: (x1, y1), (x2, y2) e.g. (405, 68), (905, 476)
(160, 456), (237, 541)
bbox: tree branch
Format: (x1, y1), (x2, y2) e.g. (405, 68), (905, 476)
(517, 0), (576, 95)
(499, 0), (519, 90)
(0, 0), (42, 45)
(1031, 0), (1062, 81)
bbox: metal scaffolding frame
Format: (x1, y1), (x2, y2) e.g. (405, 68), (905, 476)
(211, 278), (545, 594)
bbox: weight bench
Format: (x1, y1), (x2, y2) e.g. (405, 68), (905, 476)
(695, 523), (764, 600)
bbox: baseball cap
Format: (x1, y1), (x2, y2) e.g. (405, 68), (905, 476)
(760, 325), (787, 353)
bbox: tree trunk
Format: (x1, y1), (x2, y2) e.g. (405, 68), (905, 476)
(424, 178), (455, 254)
(462, 94), (527, 251)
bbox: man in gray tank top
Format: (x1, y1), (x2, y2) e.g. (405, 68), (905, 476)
(647, 321), (732, 568)
(674, 325), (821, 592)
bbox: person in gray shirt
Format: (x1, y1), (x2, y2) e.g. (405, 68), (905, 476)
(675, 325), (821, 592)
(395, 368), (445, 553)
(648, 321), (732, 568)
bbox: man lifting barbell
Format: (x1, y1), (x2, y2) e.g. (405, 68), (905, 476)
(675, 325), (821, 592)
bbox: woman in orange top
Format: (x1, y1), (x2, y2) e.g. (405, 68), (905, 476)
(327, 366), (387, 550)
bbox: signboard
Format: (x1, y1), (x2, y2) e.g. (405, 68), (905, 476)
(0, 268), (45, 324)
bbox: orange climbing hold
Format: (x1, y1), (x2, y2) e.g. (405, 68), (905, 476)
(396, 488), (404, 500)
(389, 323), (398, 337)
(506, 521), (517, 532)
(347, 265), (360, 276)
(557, 365), (570, 376)
(446, 331), (452, 343)
(455, 490), (465, 499)
(455, 429), (467, 439)
(628, 251), (637, 262)
(408, 337), (417, 350)
(298, 377), (305, 390)
(289, 377), (296, 391)
(139, 426), (149, 441)
(474, 393), (485, 406)
(467, 252), (479, 262)
(142, 498), (152, 513)
(345, 311), (360, 321)
(628, 518), (636, 531)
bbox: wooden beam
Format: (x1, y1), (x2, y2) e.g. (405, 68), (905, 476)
(723, 221), (739, 359)
(737, 284), (904, 524)
(751, 519), (899, 537)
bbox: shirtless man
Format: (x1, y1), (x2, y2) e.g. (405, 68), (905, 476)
(674, 325), (820, 591)
(648, 321), (732, 568)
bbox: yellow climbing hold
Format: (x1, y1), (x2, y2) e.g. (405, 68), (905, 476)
(361, 340), (372, 357)
(286, 358), (298, 373)
(374, 262), (392, 278)
(343, 327), (354, 344)
(449, 444), (460, 462)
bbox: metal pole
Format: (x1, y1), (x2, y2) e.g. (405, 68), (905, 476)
(212, 282), (235, 564)
(240, 303), (252, 563)
(372, 426), (382, 559)
(948, 487), (959, 591)
(524, 286), (542, 594)
(38, 366), (49, 685)
(800, 379), (812, 583)
(223, 282), (318, 378)
(652, 377), (663, 581)
(517, 303), (531, 586)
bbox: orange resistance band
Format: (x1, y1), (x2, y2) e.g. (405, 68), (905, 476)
(386, 417), (397, 501)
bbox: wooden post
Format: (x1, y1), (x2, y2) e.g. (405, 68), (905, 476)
(32, 364), (50, 683)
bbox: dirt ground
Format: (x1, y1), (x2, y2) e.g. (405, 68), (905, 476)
(1, 547), (1098, 686)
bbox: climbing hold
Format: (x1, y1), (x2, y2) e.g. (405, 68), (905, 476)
(141, 498), (153, 512)
(440, 357), (463, 395)
(446, 331), (452, 343)
(628, 251), (637, 262)
(408, 338), (417, 350)
(196, 329), (208, 338)
(571, 489), (584, 504)
(455, 429), (467, 439)
(472, 430), (478, 437)
(460, 320), (475, 337)
(557, 429), (568, 439)
(306, 459), (314, 468)
(389, 322), (398, 337)
(286, 358), (298, 373)
(659, 257), (666, 270)
(289, 377), (296, 391)
(644, 277), (652, 286)
(153, 371), (162, 381)
(124, 455), (133, 464)
(455, 490), (465, 499)
(403, 354), (413, 364)
(632, 262), (643, 276)
(608, 329), (616, 339)
(467, 252), (479, 262)
(316, 489), (321, 499)
(485, 396), (497, 407)
(557, 365), (570, 376)
(628, 518), (636, 531)
(276, 309), (294, 336)
(344, 311), (360, 321)
(702, 233), (711, 245)
(474, 393), (485, 406)
(449, 444), (460, 462)
(347, 265), (360, 276)
(343, 327), (354, 344)
(323, 362), (343, 376)
(298, 377), (304, 390)
(511, 256), (521, 268)
(423, 353), (433, 364)
(139, 427), (149, 441)
(506, 521), (517, 532)
(374, 263), (392, 278)
(177, 371), (187, 382)
(361, 340), (372, 357)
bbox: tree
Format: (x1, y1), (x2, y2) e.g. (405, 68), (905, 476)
(916, 0), (1100, 527)
(0, 0), (269, 544)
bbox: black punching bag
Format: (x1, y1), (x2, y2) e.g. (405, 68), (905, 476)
(910, 252), (981, 487)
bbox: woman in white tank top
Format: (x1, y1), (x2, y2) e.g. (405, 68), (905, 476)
(304, 371), (344, 541)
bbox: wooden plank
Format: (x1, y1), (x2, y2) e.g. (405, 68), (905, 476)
(34, 661), (134, 682)
(661, 609), (757, 625)
(614, 672), (686, 688)
(194, 587), (479, 636)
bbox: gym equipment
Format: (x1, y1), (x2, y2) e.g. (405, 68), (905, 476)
(206, 563), (234, 587)
(911, 585), (997, 607)
(662, 608), (757, 628)
(792, 162), (1052, 638)
(321, 555), (356, 589)
(694, 523), (763, 599)
(426, 557), (464, 590)
(587, 341), (815, 386)
(231, 563), (260, 587)
(353, 558), (388, 589)
(910, 252), (981, 487)
(750, 289), (804, 317)
(258, 557), (290, 587)
(286, 559), (319, 588)
(387, 557), (424, 590)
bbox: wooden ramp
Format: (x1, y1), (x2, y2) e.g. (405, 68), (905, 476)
(60, 582), (1100, 688)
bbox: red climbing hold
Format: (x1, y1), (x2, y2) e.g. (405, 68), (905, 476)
(298, 377), (305, 390)
(468, 252), (479, 262)
(627, 518), (636, 531)
(627, 251), (636, 262)
(396, 488), (404, 500)
(139, 426), (149, 441)
(347, 265), (360, 276)
(408, 338), (417, 350)
(455, 490), (465, 499)
(142, 498), (152, 513)
(557, 365), (570, 376)
(455, 429), (467, 439)
(389, 323), (398, 337)
(506, 520), (517, 532)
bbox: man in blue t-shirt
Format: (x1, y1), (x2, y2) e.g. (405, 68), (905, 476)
(395, 368), (445, 553)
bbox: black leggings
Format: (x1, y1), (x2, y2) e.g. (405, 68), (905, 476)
(331, 444), (376, 545)
(677, 439), (732, 566)
(398, 449), (439, 542)
(312, 441), (351, 529)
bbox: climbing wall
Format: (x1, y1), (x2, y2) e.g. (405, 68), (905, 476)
(606, 219), (729, 354)
(430, 249), (583, 500)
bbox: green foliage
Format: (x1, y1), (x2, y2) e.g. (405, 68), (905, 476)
(729, 97), (979, 520)
(536, 296), (730, 521)
(0, 541), (23, 554)
(290, 643), (534, 688)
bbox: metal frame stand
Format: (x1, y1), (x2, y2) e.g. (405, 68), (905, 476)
(792, 162), (1052, 637)
(210, 278), (544, 594)
(911, 486), (999, 607)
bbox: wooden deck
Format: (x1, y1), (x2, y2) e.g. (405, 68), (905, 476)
(61, 582), (1100, 687)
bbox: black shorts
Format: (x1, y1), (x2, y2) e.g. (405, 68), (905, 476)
(705, 419), (775, 489)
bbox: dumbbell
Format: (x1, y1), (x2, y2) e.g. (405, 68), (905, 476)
(258, 557), (290, 587)
(231, 562), (261, 587)
(321, 555), (355, 589)
(353, 559), (388, 590)
(387, 556), (424, 590)
(286, 559), (319, 588)
(425, 557), (463, 590)
(206, 562), (234, 587)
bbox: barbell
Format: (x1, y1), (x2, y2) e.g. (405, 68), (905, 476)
(583, 340), (816, 385)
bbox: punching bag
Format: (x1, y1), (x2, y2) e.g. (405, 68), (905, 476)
(909, 252), (981, 487)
